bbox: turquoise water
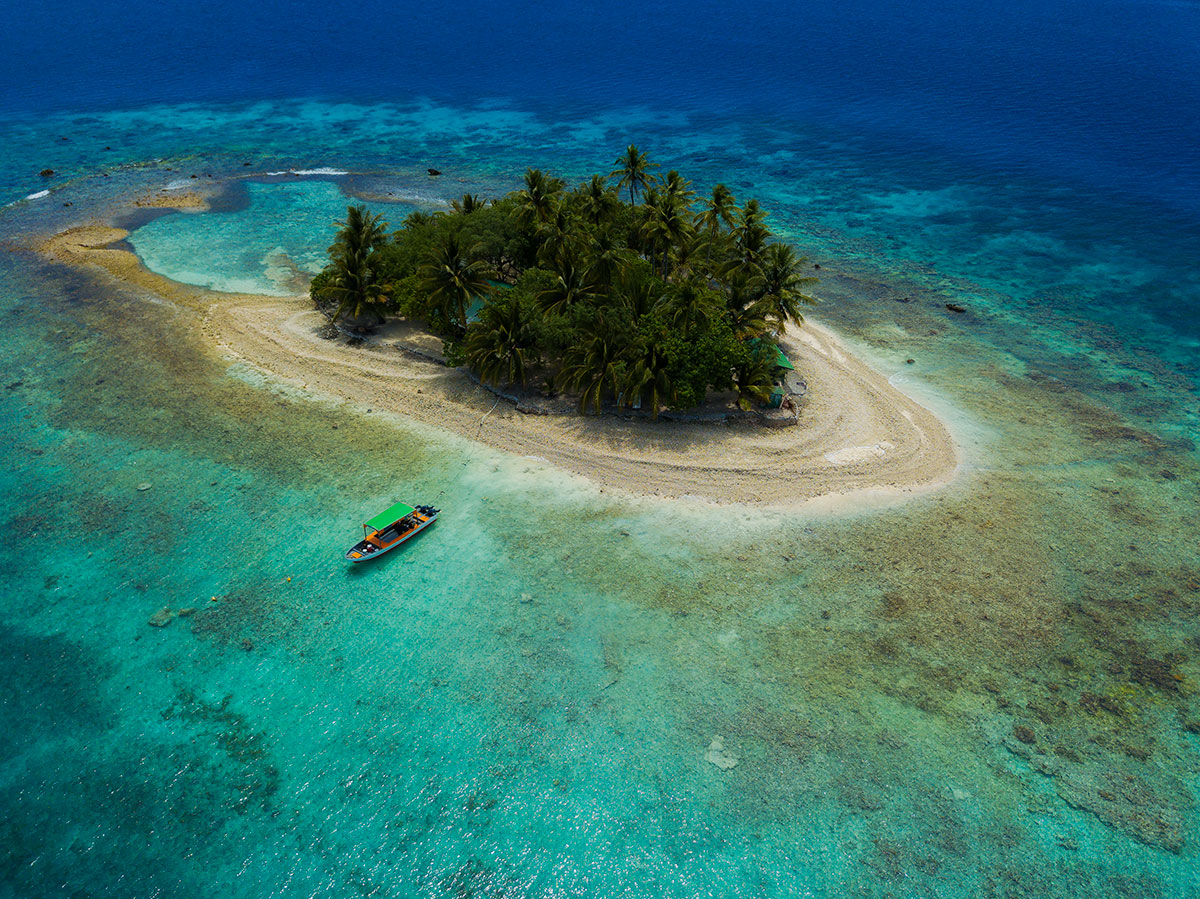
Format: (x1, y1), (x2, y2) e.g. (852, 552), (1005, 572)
(2, 20), (1200, 897)
(129, 180), (359, 295)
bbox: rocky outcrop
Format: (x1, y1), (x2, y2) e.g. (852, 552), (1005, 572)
(147, 607), (175, 628)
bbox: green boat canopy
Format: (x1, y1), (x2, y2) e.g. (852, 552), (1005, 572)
(365, 501), (415, 531)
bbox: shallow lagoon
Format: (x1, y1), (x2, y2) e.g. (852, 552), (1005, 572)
(129, 180), (351, 295)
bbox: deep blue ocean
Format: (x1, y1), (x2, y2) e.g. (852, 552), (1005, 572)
(6, 0), (1200, 209)
(2, 1), (1199, 896)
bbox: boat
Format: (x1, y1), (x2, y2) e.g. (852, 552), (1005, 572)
(345, 500), (439, 563)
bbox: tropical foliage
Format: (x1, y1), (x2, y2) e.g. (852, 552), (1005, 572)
(312, 205), (392, 323)
(312, 149), (818, 416)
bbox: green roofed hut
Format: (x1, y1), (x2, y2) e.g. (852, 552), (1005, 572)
(345, 500), (440, 563)
(748, 339), (797, 409)
(768, 345), (795, 408)
(772, 345), (795, 372)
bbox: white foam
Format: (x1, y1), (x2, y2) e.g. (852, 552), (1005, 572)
(265, 168), (349, 177)
(395, 193), (451, 207)
(24, 189), (50, 200)
(164, 179), (194, 191)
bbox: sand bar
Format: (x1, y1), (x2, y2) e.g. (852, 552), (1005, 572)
(40, 218), (959, 508)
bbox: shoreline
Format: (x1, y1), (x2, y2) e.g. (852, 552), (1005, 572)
(38, 211), (961, 509)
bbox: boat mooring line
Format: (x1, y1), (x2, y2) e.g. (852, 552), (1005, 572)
(478, 395), (502, 432)
(432, 394), (502, 502)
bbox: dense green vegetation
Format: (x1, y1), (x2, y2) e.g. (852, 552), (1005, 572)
(312, 147), (817, 416)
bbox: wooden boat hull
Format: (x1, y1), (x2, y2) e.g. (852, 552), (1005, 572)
(345, 510), (438, 563)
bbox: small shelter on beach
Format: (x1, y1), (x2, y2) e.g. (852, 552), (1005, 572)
(750, 340), (797, 409)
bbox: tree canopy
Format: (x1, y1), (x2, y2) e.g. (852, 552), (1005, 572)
(312, 205), (392, 324)
(312, 150), (818, 417)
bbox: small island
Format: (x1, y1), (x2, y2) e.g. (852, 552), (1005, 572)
(38, 155), (958, 507)
(312, 147), (814, 419)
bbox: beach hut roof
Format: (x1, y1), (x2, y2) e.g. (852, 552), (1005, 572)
(748, 338), (795, 371)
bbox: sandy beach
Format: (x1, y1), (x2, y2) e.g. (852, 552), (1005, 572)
(131, 189), (212, 210)
(40, 218), (959, 508)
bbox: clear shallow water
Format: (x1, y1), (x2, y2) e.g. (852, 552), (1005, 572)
(2, 1), (1200, 896)
(128, 180), (360, 295)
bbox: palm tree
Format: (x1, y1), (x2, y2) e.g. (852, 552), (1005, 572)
(757, 242), (818, 326)
(734, 199), (770, 265)
(515, 168), (564, 224)
(419, 231), (494, 331)
(465, 293), (536, 387)
(663, 170), (696, 210)
(580, 174), (621, 227)
(403, 209), (436, 229)
(331, 204), (389, 257)
(660, 198), (696, 278)
(315, 205), (391, 323)
(587, 228), (632, 288)
(661, 278), (719, 333)
(535, 204), (573, 266)
(695, 183), (737, 263)
(558, 314), (627, 414)
(639, 188), (672, 276)
(726, 296), (773, 340)
(623, 338), (674, 419)
(615, 264), (662, 325)
(536, 244), (598, 316)
(317, 260), (391, 324)
(733, 342), (778, 411)
(451, 194), (485, 215)
(610, 144), (660, 205)
(670, 230), (700, 281)
(697, 183), (737, 233)
(640, 188), (695, 279)
(721, 268), (773, 339)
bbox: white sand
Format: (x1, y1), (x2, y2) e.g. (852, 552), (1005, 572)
(41, 219), (959, 508)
